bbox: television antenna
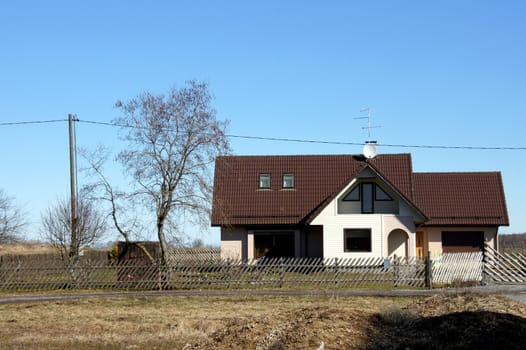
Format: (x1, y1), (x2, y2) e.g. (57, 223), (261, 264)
(354, 107), (381, 159)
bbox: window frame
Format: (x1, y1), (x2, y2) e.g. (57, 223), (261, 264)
(342, 182), (393, 212)
(343, 185), (360, 201)
(374, 185), (393, 201)
(282, 174), (295, 189)
(258, 173), (271, 189)
(361, 183), (374, 213)
(344, 228), (372, 253)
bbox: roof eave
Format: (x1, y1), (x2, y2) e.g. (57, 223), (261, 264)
(364, 162), (430, 222)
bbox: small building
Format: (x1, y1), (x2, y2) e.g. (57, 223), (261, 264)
(115, 241), (160, 284)
(211, 153), (508, 260)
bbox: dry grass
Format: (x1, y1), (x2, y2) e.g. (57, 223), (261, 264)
(1, 293), (525, 349)
(0, 242), (56, 255)
(0, 294), (411, 350)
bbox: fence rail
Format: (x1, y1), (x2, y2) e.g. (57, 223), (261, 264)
(0, 255), (426, 291)
(1, 246), (525, 292)
(484, 245), (526, 283)
(432, 252), (483, 285)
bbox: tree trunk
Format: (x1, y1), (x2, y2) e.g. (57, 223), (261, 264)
(157, 219), (170, 290)
(157, 220), (169, 265)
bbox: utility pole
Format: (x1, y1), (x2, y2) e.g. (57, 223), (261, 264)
(68, 114), (78, 261)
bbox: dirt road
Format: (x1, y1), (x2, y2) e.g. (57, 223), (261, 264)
(1, 284), (525, 305)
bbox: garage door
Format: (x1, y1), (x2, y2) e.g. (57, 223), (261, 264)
(442, 231), (484, 253)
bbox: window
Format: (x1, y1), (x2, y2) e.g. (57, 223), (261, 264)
(344, 229), (372, 252)
(375, 186), (392, 201)
(259, 174), (271, 189)
(361, 183), (373, 213)
(282, 174), (295, 189)
(342, 182), (393, 213)
(343, 186), (360, 201)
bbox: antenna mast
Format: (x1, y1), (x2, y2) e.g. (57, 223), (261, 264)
(355, 107), (381, 142)
(354, 107), (381, 159)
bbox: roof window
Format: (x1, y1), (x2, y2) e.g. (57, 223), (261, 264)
(259, 174), (271, 189)
(282, 174), (295, 189)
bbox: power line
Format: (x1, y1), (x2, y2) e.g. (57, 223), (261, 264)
(77, 119), (124, 128)
(3, 118), (526, 151)
(76, 119), (526, 151)
(225, 133), (363, 146)
(0, 119), (67, 126)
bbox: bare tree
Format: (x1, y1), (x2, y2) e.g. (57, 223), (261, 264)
(0, 189), (26, 244)
(114, 80), (230, 263)
(80, 146), (156, 263)
(41, 196), (106, 262)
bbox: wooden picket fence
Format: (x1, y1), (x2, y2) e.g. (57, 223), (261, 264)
(484, 244), (526, 283)
(431, 252), (483, 285)
(0, 255), (427, 291)
(1, 245), (525, 292)
(430, 245), (526, 285)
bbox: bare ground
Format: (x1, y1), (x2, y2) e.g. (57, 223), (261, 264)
(189, 293), (526, 350)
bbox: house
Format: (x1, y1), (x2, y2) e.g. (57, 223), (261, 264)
(211, 153), (508, 260)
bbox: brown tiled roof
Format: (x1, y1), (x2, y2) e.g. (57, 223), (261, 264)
(412, 172), (509, 226)
(211, 154), (417, 226)
(211, 154), (509, 227)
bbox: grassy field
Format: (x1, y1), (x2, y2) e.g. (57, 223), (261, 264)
(1, 292), (525, 349)
(1, 242), (526, 349)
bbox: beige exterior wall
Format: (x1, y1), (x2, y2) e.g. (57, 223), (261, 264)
(420, 226), (498, 257)
(382, 215), (416, 257)
(220, 226), (247, 260)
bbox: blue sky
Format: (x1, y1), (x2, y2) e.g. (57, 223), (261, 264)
(1, 1), (525, 245)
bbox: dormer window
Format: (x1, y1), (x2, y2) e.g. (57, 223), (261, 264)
(282, 174), (295, 189)
(259, 174), (271, 189)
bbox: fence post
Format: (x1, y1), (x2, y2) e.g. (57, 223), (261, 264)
(279, 260), (285, 288)
(334, 257), (339, 286)
(481, 244), (488, 286)
(393, 255), (400, 287)
(425, 251), (433, 289)
(226, 261), (232, 289)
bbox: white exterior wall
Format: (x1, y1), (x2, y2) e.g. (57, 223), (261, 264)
(312, 213), (384, 259)
(311, 184), (384, 258)
(400, 201), (422, 219)
(311, 178), (420, 259)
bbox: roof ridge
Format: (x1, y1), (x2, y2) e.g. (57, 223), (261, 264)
(218, 153), (412, 158)
(414, 171), (501, 175)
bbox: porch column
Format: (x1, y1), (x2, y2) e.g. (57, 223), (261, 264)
(247, 231), (254, 260)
